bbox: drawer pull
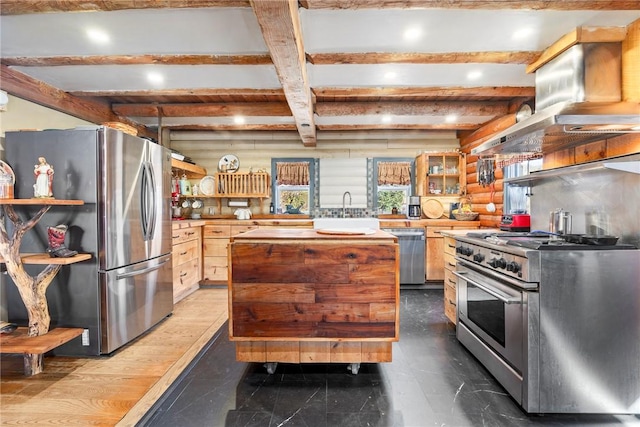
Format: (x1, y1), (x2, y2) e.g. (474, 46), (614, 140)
(187, 231), (196, 235)
(180, 272), (188, 277)
(180, 251), (188, 255)
(447, 244), (455, 248)
(172, 235), (180, 239)
(447, 262), (456, 267)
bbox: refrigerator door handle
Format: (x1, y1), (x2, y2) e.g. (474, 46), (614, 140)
(146, 161), (157, 240)
(115, 255), (171, 280)
(140, 162), (157, 241)
(140, 162), (149, 240)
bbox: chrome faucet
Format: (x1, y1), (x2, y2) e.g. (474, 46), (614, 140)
(342, 191), (352, 218)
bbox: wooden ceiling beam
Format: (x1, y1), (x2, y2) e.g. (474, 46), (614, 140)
(308, 51), (541, 65)
(69, 88), (286, 98)
(316, 101), (509, 117)
(113, 102), (292, 117)
(1, 54), (272, 67)
(250, 0), (316, 146)
(301, 1), (640, 10)
(313, 86), (535, 99)
(0, 64), (155, 139)
(162, 123), (298, 131)
(0, 1), (251, 15)
(317, 123), (480, 131)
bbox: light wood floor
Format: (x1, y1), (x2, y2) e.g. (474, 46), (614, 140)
(0, 288), (229, 426)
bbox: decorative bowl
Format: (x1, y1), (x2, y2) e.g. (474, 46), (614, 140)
(453, 212), (479, 221)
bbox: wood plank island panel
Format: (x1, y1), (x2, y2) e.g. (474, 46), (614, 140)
(228, 229), (399, 364)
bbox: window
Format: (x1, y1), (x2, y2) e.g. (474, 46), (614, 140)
(271, 159), (315, 214)
(373, 159), (414, 214)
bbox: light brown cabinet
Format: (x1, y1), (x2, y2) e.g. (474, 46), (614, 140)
(172, 222), (203, 303)
(426, 225), (478, 283)
(202, 224), (258, 284)
(443, 235), (458, 324)
(415, 152), (466, 197)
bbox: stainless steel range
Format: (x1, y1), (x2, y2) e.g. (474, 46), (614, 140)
(454, 232), (640, 414)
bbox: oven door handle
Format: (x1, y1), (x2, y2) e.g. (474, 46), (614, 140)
(453, 271), (522, 304)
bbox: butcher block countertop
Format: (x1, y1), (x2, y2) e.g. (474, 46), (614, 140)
(230, 228), (396, 241)
(199, 218), (479, 228)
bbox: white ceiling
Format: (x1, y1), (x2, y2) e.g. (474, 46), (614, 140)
(1, 3), (639, 144)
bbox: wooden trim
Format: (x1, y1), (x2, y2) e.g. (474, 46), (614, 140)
(622, 18), (640, 101)
(526, 26), (628, 73)
(313, 86), (535, 99)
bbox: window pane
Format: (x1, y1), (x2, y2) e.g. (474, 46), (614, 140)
(377, 187), (409, 213)
(277, 185), (309, 214)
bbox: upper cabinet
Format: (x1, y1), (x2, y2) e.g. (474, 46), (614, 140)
(415, 152), (466, 197)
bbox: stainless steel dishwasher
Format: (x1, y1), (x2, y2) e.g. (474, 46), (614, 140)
(383, 228), (426, 284)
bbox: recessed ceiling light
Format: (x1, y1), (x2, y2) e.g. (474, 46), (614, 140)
(467, 70), (483, 81)
(512, 28), (533, 40)
(234, 116), (246, 125)
(445, 115), (458, 123)
(384, 71), (397, 80)
(86, 28), (110, 44)
(403, 27), (422, 41)
(381, 114), (392, 124)
(147, 72), (164, 85)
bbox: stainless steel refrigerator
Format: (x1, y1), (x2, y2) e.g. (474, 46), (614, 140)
(4, 127), (173, 355)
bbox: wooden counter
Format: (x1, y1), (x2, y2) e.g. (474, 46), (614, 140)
(228, 228), (399, 373)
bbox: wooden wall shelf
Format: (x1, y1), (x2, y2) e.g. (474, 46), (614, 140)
(0, 327), (84, 376)
(0, 253), (91, 265)
(0, 198), (84, 205)
(171, 159), (206, 178)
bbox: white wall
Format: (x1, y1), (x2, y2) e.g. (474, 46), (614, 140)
(320, 158), (368, 208)
(169, 132), (460, 177)
(0, 95), (92, 142)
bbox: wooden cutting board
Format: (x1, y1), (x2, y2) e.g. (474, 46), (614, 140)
(422, 199), (445, 219)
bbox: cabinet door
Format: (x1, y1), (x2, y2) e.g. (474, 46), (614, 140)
(415, 152), (465, 197)
(426, 226), (450, 281)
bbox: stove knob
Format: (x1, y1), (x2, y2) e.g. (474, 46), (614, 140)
(506, 262), (520, 273)
(473, 253), (485, 262)
(463, 247), (474, 256)
(497, 258), (507, 269)
(456, 246), (462, 254)
(488, 258), (498, 268)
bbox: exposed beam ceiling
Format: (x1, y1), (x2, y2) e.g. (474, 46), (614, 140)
(1, 1), (638, 146)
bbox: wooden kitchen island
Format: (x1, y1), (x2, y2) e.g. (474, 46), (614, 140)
(228, 228), (399, 374)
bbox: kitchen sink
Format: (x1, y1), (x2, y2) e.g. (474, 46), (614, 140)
(313, 218), (380, 230)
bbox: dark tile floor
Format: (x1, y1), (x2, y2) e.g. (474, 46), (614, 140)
(140, 289), (640, 427)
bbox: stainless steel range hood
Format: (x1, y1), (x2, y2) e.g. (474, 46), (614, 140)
(473, 43), (640, 156)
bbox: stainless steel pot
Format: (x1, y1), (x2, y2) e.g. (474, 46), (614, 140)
(549, 208), (572, 235)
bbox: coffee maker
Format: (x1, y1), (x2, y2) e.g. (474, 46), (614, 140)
(408, 196), (421, 219)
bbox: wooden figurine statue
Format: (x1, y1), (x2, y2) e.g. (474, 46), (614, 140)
(33, 156), (54, 198)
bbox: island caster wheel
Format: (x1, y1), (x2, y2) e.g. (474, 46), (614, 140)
(264, 362), (278, 374)
(347, 363), (360, 375)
